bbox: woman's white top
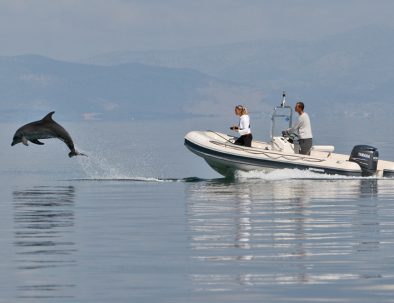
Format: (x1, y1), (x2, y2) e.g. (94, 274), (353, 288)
(238, 114), (251, 136)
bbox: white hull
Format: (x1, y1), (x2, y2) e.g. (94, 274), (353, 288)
(184, 131), (394, 178)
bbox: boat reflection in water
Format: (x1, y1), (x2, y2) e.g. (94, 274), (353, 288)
(185, 176), (394, 295)
(13, 186), (76, 300)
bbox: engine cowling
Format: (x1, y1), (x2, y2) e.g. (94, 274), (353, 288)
(349, 145), (379, 176)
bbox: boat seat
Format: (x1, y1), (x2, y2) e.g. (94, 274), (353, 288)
(311, 145), (335, 153)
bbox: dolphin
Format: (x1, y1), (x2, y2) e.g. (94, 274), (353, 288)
(11, 111), (87, 157)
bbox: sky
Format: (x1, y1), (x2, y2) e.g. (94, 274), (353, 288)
(0, 0), (394, 61)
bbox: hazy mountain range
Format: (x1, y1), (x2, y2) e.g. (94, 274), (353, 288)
(0, 55), (264, 121)
(0, 25), (393, 121)
(85, 25), (394, 112)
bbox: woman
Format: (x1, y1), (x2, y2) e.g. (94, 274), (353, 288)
(230, 105), (253, 147)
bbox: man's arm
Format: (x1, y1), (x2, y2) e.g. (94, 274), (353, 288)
(287, 116), (304, 134)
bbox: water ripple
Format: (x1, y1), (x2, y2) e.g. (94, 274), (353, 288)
(186, 178), (394, 297)
(13, 186), (76, 299)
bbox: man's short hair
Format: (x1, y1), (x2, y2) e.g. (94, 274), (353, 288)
(296, 102), (304, 111)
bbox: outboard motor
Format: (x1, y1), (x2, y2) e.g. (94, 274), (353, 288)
(349, 145), (379, 176)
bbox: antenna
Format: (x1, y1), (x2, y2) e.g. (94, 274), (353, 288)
(281, 90), (286, 107)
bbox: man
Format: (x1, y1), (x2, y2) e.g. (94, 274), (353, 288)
(287, 102), (313, 155)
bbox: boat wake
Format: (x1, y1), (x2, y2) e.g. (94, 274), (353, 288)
(235, 169), (383, 181)
(74, 150), (385, 183)
(69, 176), (207, 183)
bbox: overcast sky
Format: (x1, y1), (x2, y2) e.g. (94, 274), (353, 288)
(0, 0), (393, 60)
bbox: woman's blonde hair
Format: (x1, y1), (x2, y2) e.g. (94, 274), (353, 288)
(235, 105), (248, 115)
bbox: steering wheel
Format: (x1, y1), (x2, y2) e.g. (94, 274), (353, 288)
(282, 130), (299, 143)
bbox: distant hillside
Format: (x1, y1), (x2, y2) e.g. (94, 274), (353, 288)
(84, 25), (394, 111)
(2, 25), (394, 123)
(0, 55), (265, 121)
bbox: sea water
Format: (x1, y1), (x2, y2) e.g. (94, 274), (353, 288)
(1, 116), (394, 302)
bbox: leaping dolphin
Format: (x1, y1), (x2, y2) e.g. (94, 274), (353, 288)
(11, 111), (87, 158)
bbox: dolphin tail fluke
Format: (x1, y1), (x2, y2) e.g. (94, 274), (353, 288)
(68, 150), (88, 158)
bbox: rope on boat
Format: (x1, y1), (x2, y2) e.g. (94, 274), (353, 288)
(207, 130), (234, 143)
(207, 130), (325, 163)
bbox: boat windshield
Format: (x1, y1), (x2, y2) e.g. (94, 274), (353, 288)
(271, 105), (293, 139)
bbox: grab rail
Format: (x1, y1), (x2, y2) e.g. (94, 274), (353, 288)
(206, 130), (325, 163)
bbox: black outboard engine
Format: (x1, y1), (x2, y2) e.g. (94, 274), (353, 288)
(349, 145), (379, 176)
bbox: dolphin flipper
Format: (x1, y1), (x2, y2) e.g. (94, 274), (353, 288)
(22, 136), (29, 146)
(30, 139), (45, 145)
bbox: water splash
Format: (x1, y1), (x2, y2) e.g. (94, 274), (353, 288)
(76, 151), (129, 179)
(75, 151), (171, 182)
(75, 151), (207, 183)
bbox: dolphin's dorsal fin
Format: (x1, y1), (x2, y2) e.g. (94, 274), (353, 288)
(42, 111), (55, 122)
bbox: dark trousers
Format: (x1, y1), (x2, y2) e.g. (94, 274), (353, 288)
(299, 138), (313, 155)
(234, 134), (253, 147)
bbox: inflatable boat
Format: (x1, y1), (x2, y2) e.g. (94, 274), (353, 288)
(184, 94), (394, 178)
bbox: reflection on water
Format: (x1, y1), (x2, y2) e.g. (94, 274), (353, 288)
(186, 179), (394, 294)
(13, 186), (76, 299)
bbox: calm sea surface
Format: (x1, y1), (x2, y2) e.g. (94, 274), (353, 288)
(1, 116), (394, 302)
